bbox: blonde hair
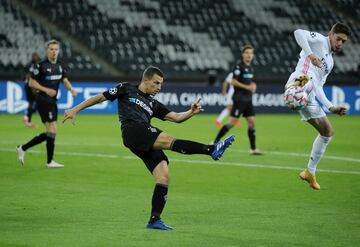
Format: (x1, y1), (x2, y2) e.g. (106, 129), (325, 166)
(45, 39), (60, 48)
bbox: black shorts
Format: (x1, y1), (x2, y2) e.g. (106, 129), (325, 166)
(25, 83), (36, 102)
(230, 100), (255, 118)
(37, 100), (58, 123)
(122, 122), (169, 173)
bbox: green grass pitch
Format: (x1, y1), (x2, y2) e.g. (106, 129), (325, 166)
(0, 114), (359, 247)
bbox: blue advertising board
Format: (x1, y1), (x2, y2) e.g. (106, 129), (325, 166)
(0, 81), (359, 114)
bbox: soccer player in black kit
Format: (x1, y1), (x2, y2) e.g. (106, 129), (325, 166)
(63, 66), (235, 230)
(16, 40), (77, 168)
(214, 45), (262, 155)
(23, 52), (40, 128)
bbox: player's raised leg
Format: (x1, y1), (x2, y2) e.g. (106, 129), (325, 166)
(154, 132), (234, 161)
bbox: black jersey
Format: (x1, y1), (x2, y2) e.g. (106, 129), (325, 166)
(31, 58), (68, 103)
(103, 83), (171, 126)
(232, 62), (254, 102)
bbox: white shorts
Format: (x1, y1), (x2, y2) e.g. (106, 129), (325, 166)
(298, 102), (326, 121)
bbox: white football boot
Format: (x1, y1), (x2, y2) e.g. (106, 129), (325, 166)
(16, 145), (25, 166)
(46, 160), (64, 168)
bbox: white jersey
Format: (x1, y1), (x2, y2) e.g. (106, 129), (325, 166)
(224, 72), (234, 104)
(225, 72), (234, 96)
(287, 29), (334, 109)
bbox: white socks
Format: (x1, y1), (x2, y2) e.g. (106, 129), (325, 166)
(216, 108), (230, 122)
(307, 135), (332, 175)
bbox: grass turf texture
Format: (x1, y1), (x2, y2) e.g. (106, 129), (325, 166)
(0, 114), (359, 247)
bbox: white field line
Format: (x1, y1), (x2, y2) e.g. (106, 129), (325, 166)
(1, 148), (360, 175)
(0, 140), (359, 163)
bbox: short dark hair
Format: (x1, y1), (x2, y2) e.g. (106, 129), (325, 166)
(242, 44), (254, 54)
(331, 23), (351, 36)
(142, 66), (164, 80)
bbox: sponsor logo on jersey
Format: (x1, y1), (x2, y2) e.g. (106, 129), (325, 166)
(243, 73), (254, 79)
(45, 75), (62, 80)
(129, 97), (153, 115)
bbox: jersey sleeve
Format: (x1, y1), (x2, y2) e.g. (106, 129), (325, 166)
(30, 63), (41, 81)
(103, 82), (129, 102)
(313, 79), (333, 110)
(152, 100), (171, 120)
(294, 29), (324, 57)
(232, 65), (241, 79)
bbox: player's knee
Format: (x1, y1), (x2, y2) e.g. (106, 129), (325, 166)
(323, 127), (334, 137)
(157, 174), (171, 185)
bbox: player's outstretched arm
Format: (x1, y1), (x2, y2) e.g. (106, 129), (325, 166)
(63, 93), (107, 125)
(164, 97), (203, 123)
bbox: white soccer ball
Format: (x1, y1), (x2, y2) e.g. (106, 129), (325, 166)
(283, 86), (308, 111)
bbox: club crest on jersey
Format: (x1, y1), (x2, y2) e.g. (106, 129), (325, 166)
(128, 97), (153, 116)
(234, 69), (241, 76)
(310, 32), (316, 38)
(109, 87), (118, 95)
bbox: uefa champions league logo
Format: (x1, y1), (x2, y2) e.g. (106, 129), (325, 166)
(0, 81), (28, 113)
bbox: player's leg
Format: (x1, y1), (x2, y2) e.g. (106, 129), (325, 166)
(153, 131), (234, 161)
(27, 91), (38, 127)
(147, 160), (172, 230)
(306, 116), (333, 175)
(244, 104), (262, 155)
(16, 101), (49, 165)
(214, 100), (244, 142)
(44, 121), (62, 167)
(299, 105), (331, 189)
(44, 103), (62, 167)
(215, 107), (229, 128)
(130, 147), (173, 230)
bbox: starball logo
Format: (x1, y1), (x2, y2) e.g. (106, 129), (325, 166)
(128, 97), (153, 115)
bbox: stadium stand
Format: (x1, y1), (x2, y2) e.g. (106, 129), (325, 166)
(1, 0), (359, 82)
(0, 0), (103, 78)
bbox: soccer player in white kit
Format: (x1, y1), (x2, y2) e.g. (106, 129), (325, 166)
(215, 72), (238, 128)
(285, 23), (350, 190)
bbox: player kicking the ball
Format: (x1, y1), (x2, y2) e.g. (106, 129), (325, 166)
(63, 66), (234, 230)
(285, 23), (350, 189)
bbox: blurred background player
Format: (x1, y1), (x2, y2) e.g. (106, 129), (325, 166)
(16, 40), (77, 168)
(214, 45), (262, 155)
(214, 71), (240, 129)
(285, 23), (351, 190)
(63, 66), (235, 230)
(23, 52), (40, 128)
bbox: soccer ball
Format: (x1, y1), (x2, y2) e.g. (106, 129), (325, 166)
(283, 86), (308, 111)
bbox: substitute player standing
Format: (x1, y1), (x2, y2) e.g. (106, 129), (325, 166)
(285, 23), (350, 190)
(63, 66), (235, 230)
(214, 45), (262, 155)
(16, 40), (77, 168)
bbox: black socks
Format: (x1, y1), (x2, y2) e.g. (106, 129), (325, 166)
(46, 132), (56, 163)
(149, 183), (168, 223)
(248, 127), (256, 150)
(215, 124), (233, 142)
(22, 133), (47, 151)
(171, 140), (214, 155)
(21, 132), (56, 164)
